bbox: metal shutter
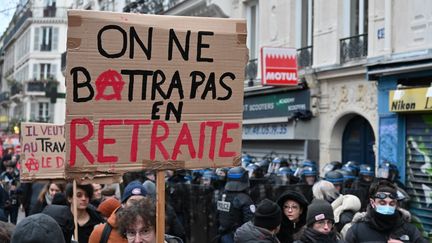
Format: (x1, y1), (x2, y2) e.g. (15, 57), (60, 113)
(406, 114), (432, 239)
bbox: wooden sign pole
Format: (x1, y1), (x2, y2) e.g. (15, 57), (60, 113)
(73, 180), (79, 241)
(156, 170), (166, 243)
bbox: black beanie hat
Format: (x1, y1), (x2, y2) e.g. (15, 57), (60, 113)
(253, 199), (282, 230)
(306, 199), (334, 226)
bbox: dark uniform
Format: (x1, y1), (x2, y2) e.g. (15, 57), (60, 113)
(216, 167), (254, 243)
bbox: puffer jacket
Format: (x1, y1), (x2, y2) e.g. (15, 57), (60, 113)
(344, 206), (427, 243)
(234, 221), (280, 243)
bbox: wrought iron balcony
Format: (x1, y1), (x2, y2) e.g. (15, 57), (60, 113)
(297, 46), (313, 68)
(340, 34), (368, 64)
(26, 81), (46, 93)
(244, 59), (258, 87)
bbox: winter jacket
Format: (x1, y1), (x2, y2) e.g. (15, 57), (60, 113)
(344, 206), (427, 243)
(331, 194), (361, 232)
(42, 204), (75, 243)
(234, 221), (280, 243)
(276, 190), (309, 243)
(88, 207), (127, 243)
(30, 199), (48, 215)
(293, 227), (342, 243)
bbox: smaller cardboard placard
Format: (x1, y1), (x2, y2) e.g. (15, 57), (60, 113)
(20, 123), (66, 181)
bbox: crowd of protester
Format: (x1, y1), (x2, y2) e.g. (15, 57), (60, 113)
(0, 149), (429, 243)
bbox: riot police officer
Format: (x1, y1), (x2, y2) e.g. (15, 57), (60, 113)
(321, 161), (343, 176)
(324, 170), (344, 193)
(351, 164), (375, 211)
(216, 167), (254, 243)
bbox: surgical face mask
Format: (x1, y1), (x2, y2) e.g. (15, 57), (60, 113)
(375, 205), (396, 215)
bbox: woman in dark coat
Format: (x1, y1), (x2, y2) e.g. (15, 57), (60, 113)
(66, 183), (104, 243)
(276, 190), (309, 243)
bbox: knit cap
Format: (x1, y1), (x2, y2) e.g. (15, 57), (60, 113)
(11, 213), (65, 243)
(253, 199), (282, 230)
(306, 199), (334, 226)
(121, 180), (147, 203)
(97, 197), (121, 218)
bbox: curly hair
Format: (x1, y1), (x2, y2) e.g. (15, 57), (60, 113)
(117, 197), (156, 237)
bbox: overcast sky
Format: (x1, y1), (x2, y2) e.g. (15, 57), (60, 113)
(0, 0), (19, 38)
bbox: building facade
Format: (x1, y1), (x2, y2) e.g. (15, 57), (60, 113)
(0, 0), (71, 128)
(366, 0), (432, 237)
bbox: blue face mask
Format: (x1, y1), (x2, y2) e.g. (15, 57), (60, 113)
(375, 205), (396, 215)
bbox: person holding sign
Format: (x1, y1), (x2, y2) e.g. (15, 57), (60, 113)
(66, 183), (104, 243)
(117, 197), (183, 243)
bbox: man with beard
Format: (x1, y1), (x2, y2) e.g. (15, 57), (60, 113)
(345, 180), (426, 243)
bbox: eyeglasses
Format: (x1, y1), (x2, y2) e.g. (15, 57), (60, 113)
(125, 228), (153, 240)
(374, 192), (397, 200)
(315, 219), (334, 227)
(283, 205), (299, 211)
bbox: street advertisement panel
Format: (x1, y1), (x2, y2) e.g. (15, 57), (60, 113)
(261, 47), (298, 86)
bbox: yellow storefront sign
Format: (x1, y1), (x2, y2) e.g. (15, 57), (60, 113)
(389, 87), (432, 112)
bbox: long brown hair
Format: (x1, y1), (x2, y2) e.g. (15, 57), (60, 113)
(37, 182), (66, 203)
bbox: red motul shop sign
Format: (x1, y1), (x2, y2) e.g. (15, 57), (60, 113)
(261, 47), (298, 86)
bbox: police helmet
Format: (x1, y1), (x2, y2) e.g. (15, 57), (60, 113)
(302, 166), (317, 177)
(277, 166), (294, 176)
(241, 154), (254, 168)
(359, 164), (375, 177)
(225, 166), (250, 192)
(256, 159), (271, 173)
(337, 169), (356, 182)
(246, 163), (263, 178)
(325, 170), (344, 184)
(342, 161), (360, 177)
(268, 157), (287, 174)
(322, 161), (342, 175)
(299, 160), (317, 169)
(377, 162), (399, 182)
(203, 170), (216, 180)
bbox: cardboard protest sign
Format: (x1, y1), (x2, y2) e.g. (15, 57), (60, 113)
(65, 10), (247, 180)
(20, 123), (65, 181)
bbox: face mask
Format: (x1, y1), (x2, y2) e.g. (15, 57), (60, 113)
(375, 205), (396, 215)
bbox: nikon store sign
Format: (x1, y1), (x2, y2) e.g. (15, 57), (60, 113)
(389, 87), (432, 112)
